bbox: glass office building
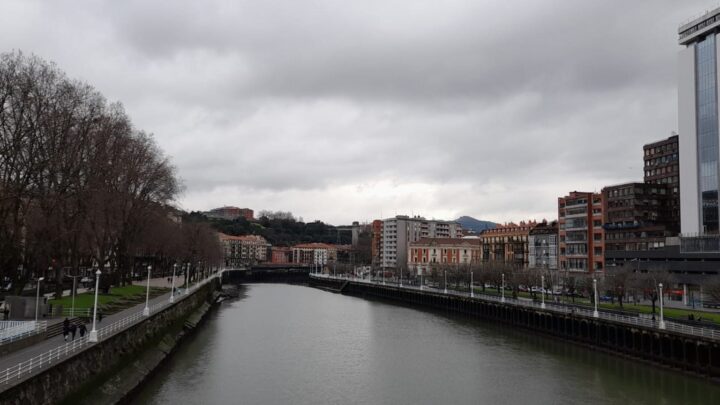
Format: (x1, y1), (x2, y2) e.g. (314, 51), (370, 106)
(679, 9), (720, 234)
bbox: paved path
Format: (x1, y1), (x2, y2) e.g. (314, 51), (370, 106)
(0, 289), (174, 372)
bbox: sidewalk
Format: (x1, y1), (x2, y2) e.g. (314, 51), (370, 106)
(0, 289), (175, 372)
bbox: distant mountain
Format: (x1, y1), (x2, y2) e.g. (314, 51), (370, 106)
(456, 216), (497, 234)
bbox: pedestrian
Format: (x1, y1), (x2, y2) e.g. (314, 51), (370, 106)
(98, 309), (103, 323)
(70, 324), (77, 340)
(62, 322), (70, 342)
(3, 306), (8, 320)
(79, 323), (87, 338)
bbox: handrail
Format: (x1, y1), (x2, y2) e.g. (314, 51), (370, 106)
(0, 321), (47, 346)
(310, 274), (720, 341)
(0, 272), (220, 388)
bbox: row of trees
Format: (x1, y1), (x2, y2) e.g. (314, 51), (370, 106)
(0, 51), (222, 297)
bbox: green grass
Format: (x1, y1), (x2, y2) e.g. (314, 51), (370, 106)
(48, 285), (164, 311)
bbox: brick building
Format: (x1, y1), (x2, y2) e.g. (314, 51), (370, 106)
(558, 192), (604, 273)
(291, 243), (338, 265)
(206, 206), (254, 221)
(480, 221), (536, 266)
(644, 134), (679, 227)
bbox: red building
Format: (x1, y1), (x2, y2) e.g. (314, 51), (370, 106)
(558, 191), (604, 273)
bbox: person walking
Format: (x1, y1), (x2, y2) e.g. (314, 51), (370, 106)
(62, 318), (70, 342)
(79, 323), (87, 338)
(70, 323), (77, 340)
(98, 309), (103, 323)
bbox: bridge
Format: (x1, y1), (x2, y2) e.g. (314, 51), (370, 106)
(222, 264), (312, 284)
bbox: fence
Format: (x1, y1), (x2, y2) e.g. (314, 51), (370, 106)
(0, 321), (47, 346)
(0, 271), (221, 387)
(311, 274), (720, 341)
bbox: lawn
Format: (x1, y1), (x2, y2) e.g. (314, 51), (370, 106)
(48, 284), (166, 312)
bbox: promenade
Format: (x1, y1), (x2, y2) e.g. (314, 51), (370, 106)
(0, 273), (219, 391)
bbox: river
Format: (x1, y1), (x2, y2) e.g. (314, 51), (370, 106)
(133, 284), (720, 404)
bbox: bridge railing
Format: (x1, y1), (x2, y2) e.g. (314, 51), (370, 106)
(0, 272), (220, 388)
(0, 321), (47, 346)
(310, 274), (720, 341)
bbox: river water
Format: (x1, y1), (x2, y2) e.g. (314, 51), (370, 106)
(134, 284), (720, 404)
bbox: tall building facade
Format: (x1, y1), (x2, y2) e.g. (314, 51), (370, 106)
(558, 192), (604, 273)
(679, 12), (720, 235)
(644, 134), (680, 227)
(528, 220), (558, 270)
(602, 183), (676, 253)
(376, 215), (463, 269)
(480, 221), (536, 266)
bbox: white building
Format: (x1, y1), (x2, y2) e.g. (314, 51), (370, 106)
(378, 215), (463, 269)
(678, 9), (720, 235)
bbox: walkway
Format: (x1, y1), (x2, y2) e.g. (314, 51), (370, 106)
(0, 273), (220, 391)
(312, 274), (720, 341)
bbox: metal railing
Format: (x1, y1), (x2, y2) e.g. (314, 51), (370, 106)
(0, 272), (221, 388)
(61, 308), (92, 318)
(311, 274), (720, 341)
(0, 321), (47, 346)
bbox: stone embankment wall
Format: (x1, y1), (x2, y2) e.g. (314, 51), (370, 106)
(310, 278), (720, 380)
(0, 280), (219, 405)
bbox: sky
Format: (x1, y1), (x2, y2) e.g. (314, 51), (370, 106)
(0, 1), (712, 225)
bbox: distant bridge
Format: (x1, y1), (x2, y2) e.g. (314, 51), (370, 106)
(222, 264), (312, 283)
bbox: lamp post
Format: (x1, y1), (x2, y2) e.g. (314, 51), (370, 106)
(501, 273), (506, 303)
(470, 270), (474, 298)
(444, 270), (448, 294)
(399, 267), (403, 287)
(143, 265), (151, 316)
(65, 274), (81, 317)
(420, 272), (424, 290)
(35, 277), (45, 322)
(170, 264), (177, 303)
(382, 269), (385, 285)
(89, 270), (101, 342)
(659, 283), (666, 329)
(541, 275), (546, 309)
(593, 278), (599, 318)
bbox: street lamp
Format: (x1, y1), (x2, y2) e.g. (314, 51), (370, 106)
(658, 283), (666, 329)
(593, 278), (599, 318)
(89, 270), (101, 343)
(444, 270), (448, 294)
(143, 265), (151, 316)
(420, 272), (424, 290)
(501, 273), (506, 303)
(170, 263), (177, 303)
(399, 267), (403, 287)
(541, 275), (546, 309)
(35, 277), (45, 322)
(470, 270), (474, 298)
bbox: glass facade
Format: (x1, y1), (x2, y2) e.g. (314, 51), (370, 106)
(696, 34), (720, 233)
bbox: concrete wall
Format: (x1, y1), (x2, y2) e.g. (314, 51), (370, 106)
(310, 277), (720, 379)
(679, 44), (699, 235)
(0, 280), (218, 405)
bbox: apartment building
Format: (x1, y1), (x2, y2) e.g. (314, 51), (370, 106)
(218, 233), (270, 267)
(528, 220), (559, 270)
(480, 221), (536, 266)
(376, 215), (463, 269)
(291, 243), (338, 265)
(558, 192), (604, 273)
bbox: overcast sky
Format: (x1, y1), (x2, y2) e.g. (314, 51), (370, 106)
(0, 1), (712, 225)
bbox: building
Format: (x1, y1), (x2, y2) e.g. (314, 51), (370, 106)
(480, 221), (536, 266)
(218, 233), (270, 267)
(602, 183), (677, 254)
(408, 238), (482, 274)
(371, 220), (382, 265)
(558, 191), (604, 273)
(205, 206), (254, 221)
(644, 134), (680, 226)
(678, 12), (720, 235)
(271, 247), (292, 264)
(375, 215), (463, 269)
(291, 243), (338, 265)
(528, 220), (558, 270)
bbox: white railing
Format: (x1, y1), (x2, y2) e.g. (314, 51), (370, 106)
(0, 272), (220, 388)
(0, 321), (47, 346)
(61, 308), (92, 318)
(311, 274), (720, 341)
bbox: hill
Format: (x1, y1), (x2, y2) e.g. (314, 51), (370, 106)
(456, 216), (497, 234)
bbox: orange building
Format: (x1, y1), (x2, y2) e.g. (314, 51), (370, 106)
(558, 191), (604, 273)
(271, 247), (292, 264)
(480, 221), (536, 265)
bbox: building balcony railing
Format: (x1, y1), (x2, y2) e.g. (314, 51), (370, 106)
(680, 234), (720, 253)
